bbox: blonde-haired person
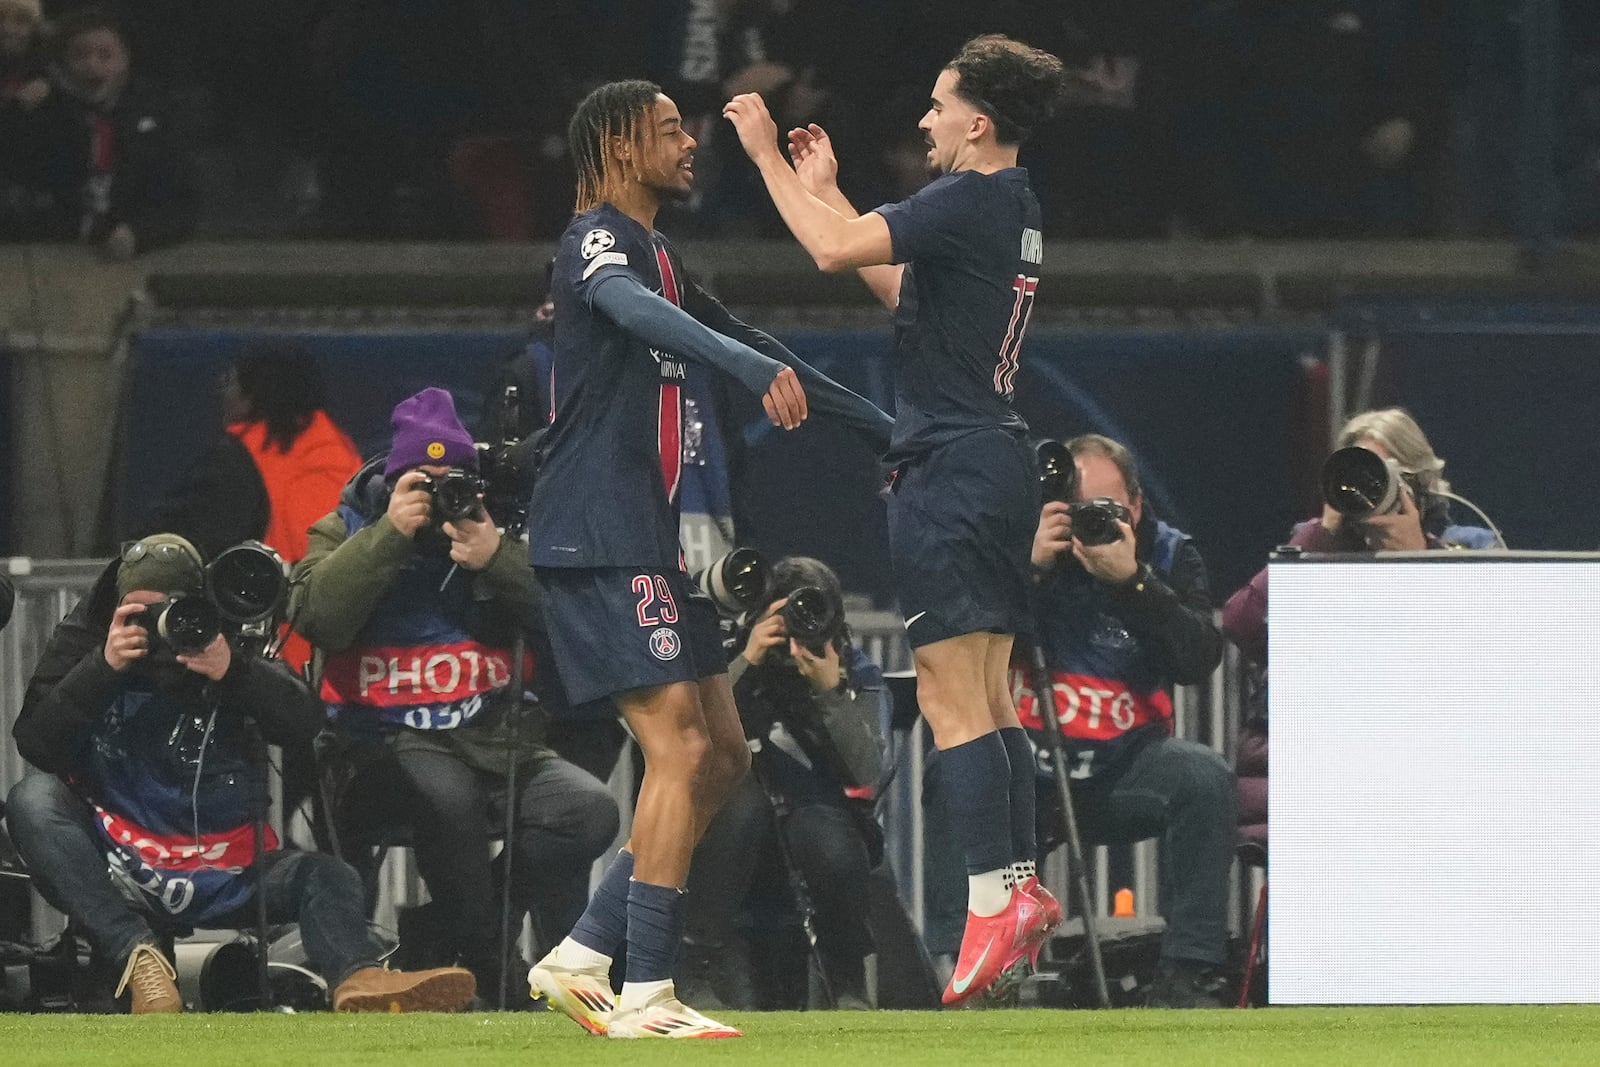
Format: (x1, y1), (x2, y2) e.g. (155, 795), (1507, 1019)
(1220, 409), (1498, 862)
(1224, 407), (1496, 667)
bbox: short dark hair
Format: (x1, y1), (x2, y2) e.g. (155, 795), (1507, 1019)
(1065, 433), (1142, 501)
(568, 80), (662, 214)
(55, 4), (127, 55)
(946, 34), (1066, 146)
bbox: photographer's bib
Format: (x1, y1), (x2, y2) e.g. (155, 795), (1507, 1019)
(1014, 519), (1189, 782)
(322, 639), (529, 731)
(1010, 667), (1172, 782)
(324, 502), (533, 732)
(95, 806), (277, 924)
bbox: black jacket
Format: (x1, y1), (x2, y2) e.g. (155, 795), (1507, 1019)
(28, 78), (198, 250)
(14, 561), (320, 780)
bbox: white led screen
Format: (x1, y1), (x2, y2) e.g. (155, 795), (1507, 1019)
(1269, 558), (1600, 1003)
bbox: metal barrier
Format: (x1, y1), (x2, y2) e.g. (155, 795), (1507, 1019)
(0, 563), (1256, 953)
(856, 613), (1258, 951)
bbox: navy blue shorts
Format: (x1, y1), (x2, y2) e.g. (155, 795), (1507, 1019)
(888, 429), (1038, 648)
(536, 566), (727, 706)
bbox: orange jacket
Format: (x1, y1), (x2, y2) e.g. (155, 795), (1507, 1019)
(228, 411), (362, 673)
(227, 410), (362, 564)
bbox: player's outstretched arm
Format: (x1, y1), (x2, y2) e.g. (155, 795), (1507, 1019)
(724, 93), (893, 274)
(787, 123), (903, 310)
(591, 273), (807, 429)
(685, 278), (894, 450)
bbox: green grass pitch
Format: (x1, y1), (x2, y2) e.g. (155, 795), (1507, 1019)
(3, 1007), (1600, 1066)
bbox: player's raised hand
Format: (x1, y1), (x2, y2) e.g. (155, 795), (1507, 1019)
(761, 365), (808, 430)
(788, 123), (839, 195)
(723, 92), (781, 165)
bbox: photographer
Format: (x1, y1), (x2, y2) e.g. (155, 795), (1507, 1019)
(1223, 407), (1498, 667)
(289, 388), (618, 999)
(679, 557), (886, 1010)
(6, 534), (474, 1013)
(1221, 409), (1496, 856)
(1019, 434), (1233, 1008)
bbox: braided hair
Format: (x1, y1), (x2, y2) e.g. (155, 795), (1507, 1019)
(569, 80), (663, 213)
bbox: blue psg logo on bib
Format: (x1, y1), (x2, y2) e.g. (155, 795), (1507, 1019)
(649, 627), (681, 661)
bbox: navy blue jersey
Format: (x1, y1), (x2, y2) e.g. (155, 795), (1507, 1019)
(874, 168), (1044, 464)
(528, 204), (697, 569)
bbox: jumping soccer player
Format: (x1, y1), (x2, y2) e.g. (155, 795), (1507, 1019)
(527, 80), (892, 1039)
(724, 34), (1068, 1005)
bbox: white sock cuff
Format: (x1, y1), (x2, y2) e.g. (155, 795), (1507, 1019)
(618, 978), (674, 1012)
(554, 937), (613, 972)
(968, 868), (1015, 917)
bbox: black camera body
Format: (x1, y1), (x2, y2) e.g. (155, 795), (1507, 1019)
(1035, 438), (1135, 550)
(127, 541), (288, 656)
(419, 469), (487, 524)
(1068, 497), (1133, 547)
(129, 595), (220, 656)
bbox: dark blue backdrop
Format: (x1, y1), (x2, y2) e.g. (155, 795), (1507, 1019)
(122, 325), (1320, 606)
(1335, 302), (1600, 555)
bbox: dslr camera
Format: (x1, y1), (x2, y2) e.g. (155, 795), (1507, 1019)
(1321, 446), (1429, 520)
(1035, 438), (1132, 547)
(129, 542), (288, 656)
(697, 548), (843, 659)
(418, 469), (487, 524)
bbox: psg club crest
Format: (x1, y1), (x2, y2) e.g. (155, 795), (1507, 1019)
(581, 229), (616, 260)
(649, 626), (681, 662)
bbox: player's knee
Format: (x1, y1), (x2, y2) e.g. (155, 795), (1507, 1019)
(669, 725), (713, 783)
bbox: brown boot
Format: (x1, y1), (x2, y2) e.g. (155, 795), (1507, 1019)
(332, 966), (476, 1013)
(116, 942), (181, 1014)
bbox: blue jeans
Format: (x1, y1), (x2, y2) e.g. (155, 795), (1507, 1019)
(6, 773), (379, 985)
(1068, 737), (1238, 966)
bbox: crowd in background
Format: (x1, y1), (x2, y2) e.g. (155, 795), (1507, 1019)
(3, 0), (1600, 247)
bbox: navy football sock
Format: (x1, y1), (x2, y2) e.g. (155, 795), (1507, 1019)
(624, 879), (687, 985)
(939, 732), (1015, 877)
(999, 726), (1037, 867)
(569, 849), (634, 956)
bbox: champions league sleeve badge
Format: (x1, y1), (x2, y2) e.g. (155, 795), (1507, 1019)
(581, 229), (616, 259)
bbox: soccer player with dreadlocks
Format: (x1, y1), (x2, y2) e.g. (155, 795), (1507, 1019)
(526, 80), (892, 1039)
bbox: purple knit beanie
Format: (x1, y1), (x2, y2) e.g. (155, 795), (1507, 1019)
(384, 388), (478, 476)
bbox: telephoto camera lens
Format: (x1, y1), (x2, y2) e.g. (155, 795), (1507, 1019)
(154, 596), (221, 656)
(781, 585), (840, 656)
(1321, 446), (1402, 518)
(1036, 438), (1078, 504)
(1069, 498), (1132, 547)
(699, 547), (771, 615)
(207, 542), (287, 625)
